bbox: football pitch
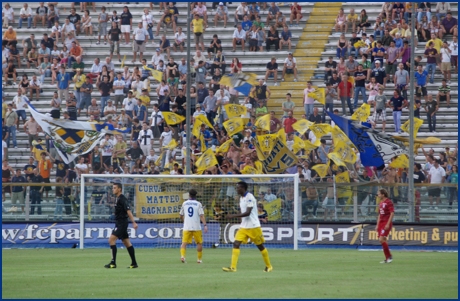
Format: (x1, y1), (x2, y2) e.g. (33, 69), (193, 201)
(2, 248), (458, 299)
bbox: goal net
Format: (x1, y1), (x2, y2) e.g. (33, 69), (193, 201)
(79, 174), (301, 250)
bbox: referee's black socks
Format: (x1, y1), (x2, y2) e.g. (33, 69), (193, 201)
(110, 245), (117, 264)
(127, 245), (137, 266)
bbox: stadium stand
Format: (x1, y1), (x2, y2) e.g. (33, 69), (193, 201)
(1, 2), (458, 223)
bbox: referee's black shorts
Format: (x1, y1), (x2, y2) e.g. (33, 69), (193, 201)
(112, 222), (129, 240)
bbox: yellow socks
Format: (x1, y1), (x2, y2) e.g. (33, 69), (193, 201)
(260, 248), (272, 268)
(231, 248), (240, 269)
(197, 251), (202, 261)
(180, 247), (186, 258)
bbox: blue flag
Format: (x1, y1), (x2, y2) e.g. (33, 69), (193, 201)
(327, 112), (407, 167)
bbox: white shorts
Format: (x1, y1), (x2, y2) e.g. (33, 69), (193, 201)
(121, 25), (131, 33)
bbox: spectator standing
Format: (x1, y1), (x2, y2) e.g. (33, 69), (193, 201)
(29, 168), (44, 215)
(387, 89), (407, 134)
(120, 6), (133, 45)
(337, 74), (354, 115)
(191, 14), (205, 52)
(353, 64), (368, 108)
(38, 152), (52, 199)
(24, 116), (40, 152)
(79, 77), (93, 116)
(303, 81), (315, 118)
(440, 41), (452, 84)
(424, 95), (438, 133)
(5, 104), (18, 148)
(394, 63), (409, 100)
(414, 65), (429, 103)
(282, 93), (295, 121)
(98, 75), (113, 117)
(427, 160), (446, 210)
(323, 83), (337, 123)
(448, 36), (458, 73)
(132, 22), (149, 63)
(424, 41), (438, 84)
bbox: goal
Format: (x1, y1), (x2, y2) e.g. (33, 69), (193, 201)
(79, 174), (301, 250)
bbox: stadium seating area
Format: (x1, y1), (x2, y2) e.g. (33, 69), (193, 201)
(1, 2), (458, 223)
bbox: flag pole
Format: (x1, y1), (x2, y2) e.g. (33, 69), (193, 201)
(408, 3), (416, 222)
(185, 4), (192, 175)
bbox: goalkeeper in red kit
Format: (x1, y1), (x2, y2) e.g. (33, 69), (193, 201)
(375, 189), (394, 264)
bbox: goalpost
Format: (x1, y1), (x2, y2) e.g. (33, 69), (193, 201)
(79, 174), (301, 250)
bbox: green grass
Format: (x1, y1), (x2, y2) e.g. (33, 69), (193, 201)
(2, 248), (458, 299)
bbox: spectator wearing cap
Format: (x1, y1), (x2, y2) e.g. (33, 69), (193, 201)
(214, 2), (229, 28)
(279, 26), (292, 51)
(56, 65), (71, 102)
(192, 104), (207, 123)
(191, 13), (205, 52)
(437, 79), (451, 108)
(368, 60), (387, 86)
(98, 75), (113, 117)
(282, 52), (298, 82)
(132, 22), (149, 63)
(264, 57), (279, 86)
(151, 48), (165, 69)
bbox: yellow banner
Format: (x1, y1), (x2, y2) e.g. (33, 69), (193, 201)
(307, 88), (326, 105)
(262, 198), (282, 221)
(263, 139), (298, 174)
(224, 104), (247, 119)
(162, 112), (185, 126)
(389, 154), (409, 169)
(400, 118), (423, 137)
(292, 119), (313, 135)
(255, 114), (271, 131)
(309, 123), (331, 139)
(304, 138), (321, 151)
(277, 128), (287, 145)
(333, 140), (357, 164)
(216, 138), (232, 154)
(292, 135), (305, 154)
(256, 134), (278, 157)
(351, 103), (371, 122)
(143, 65), (163, 82)
(330, 125), (350, 143)
(164, 139), (178, 151)
(311, 164), (329, 178)
(195, 114), (214, 129)
(195, 148), (218, 171)
(328, 152), (347, 167)
(135, 184), (184, 219)
(223, 117), (244, 137)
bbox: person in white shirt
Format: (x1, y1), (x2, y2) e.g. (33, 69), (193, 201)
(173, 27), (186, 52)
(427, 160), (446, 210)
(263, 189), (277, 203)
(216, 88), (230, 126)
(122, 94), (136, 125)
(144, 149), (159, 166)
(29, 75), (41, 101)
(51, 21), (62, 40)
(87, 58), (102, 84)
(159, 125), (175, 168)
(214, 2), (229, 28)
(19, 3), (33, 29)
(141, 8), (155, 42)
(151, 48), (165, 69)
(150, 104), (164, 138)
(103, 100), (117, 117)
(179, 189), (207, 264)
(132, 22), (149, 63)
(2, 139), (7, 162)
(281, 52), (298, 82)
(137, 122), (153, 158)
(232, 24), (246, 52)
(449, 35), (458, 73)
(221, 181), (273, 272)
(61, 19), (76, 44)
(192, 104), (206, 121)
(112, 72), (126, 109)
(234, 2), (248, 27)
(100, 133), (116, 167)
(440, 40), (452, 83)
(75, 156), (89, 178)
(2, 4), (15, 28)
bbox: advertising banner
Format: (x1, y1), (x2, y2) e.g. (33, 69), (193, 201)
(2, 223), (219, 246)
(135, 184), (185, 219)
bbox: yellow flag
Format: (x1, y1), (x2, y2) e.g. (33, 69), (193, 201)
(256, 134), (278, 157)
(223, 117), (244, 137)
(389, 154), (409, 169)
(199, 134), (207, 152)
(333, 140), (357, 164)
(292, 119), (313, 135)
(164, 139), (178, 151)
(263, 198), (282, 221)
(311, 164), (329, 178)
(304, 138), (321, 151)
(351, 103), (371, 122)
(330, 126), (350, 143)
(224, 104), (247, 119)
(143, 65), (163, 82)
(241, 165), (258, 174)
(335, 170), (350, 183)
(307, 88), (326, 105)
(192, 120), (202, 138)
(120, 55), (126, 68)
(162, 112), (185, 126)
(253, 137), (267, 161)
(328, 152), (347, 167)
(292, 135), (305, 154)
(155, 151), (164, 166)
(254, 160), (264, 174)
(216, 138), (233, 154)
(277, 128), (286, 145)
(195, 148), (218, 171)
(255, 114), (271, 131)
(195, 114), (214, 130)
(414, 143), (422, 155)
(309, 123), (332, 139)
(400, 118), (424, 137)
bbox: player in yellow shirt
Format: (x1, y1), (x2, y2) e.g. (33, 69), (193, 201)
(222, 181), (273, 272)
(347, 9), (359, 33)
(180, 189), (207, 263)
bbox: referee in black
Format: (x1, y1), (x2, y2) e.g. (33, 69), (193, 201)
(105, 182), (139, 269)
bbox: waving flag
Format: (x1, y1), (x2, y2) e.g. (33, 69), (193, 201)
(255, 113), (271, 131)
(142, 65), (163, 82)
(216, 138), (233, 154)
(333, 140), (357, 164)
(292, 119), (313, 135)
(195, 148), (218, 171)
(195, 114), (214, 129)
(223, 118), (244, 137)
(400, 118), (424, 137)
(328, 112), (407, 167)
(292, 135), (306, 154)
(256, 134), (278, 157)
(27, 101), (129, 164)
(309, 123), (331, 139)
(219, 72), (259, 96)
(389, 154), (409, 169)
(263, 139), (298, 174)
(224, 104), (247, 119)
(351, 103), (371, 122)
(307, 88), (326, 105)
(328, 152), (347, 167)
(162, 112), (185, 126)
(311, 164), (329, 178)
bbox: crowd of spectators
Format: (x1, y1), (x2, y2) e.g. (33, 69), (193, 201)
(1, 2), (458, 219)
